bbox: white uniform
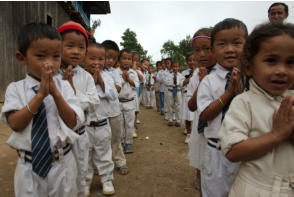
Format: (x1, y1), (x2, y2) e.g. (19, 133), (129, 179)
(145, 72), (155, 108)
(1, 75), (85, 197)
(85, 71), (116, 186)
(181, 68), (194, 121)
(135, 69), (143, 112)
(197, 64), (239, 197)
(154, 71), (161, 111)
(140, 69), (148, 106)
(164, 72), (184, 123)
(104, 68), (126, 168)
(163, 69), (172, 118)
(60, 65), (100, 197)
(156, 69), (166, 113)
(118, 68), (139, 145)
(220, 79), (294, 197)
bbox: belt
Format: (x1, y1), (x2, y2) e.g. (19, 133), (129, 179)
(119, 98), (134, 103)
(17, 143), (72, 163)
(207, 138), (221, 150)
(75, 126), (85, 135)
(89, 119), (108, 127)
(168, 88), (180, 92)
(183, 90), (187, 93)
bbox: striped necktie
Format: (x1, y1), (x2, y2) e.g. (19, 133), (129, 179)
(31, 86), (52, 178)
(222, 72), (232, 121)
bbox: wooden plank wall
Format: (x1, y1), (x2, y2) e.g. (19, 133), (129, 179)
(0, 1), (70, 102)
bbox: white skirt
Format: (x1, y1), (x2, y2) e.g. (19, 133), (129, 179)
(181, 94), (194, 121)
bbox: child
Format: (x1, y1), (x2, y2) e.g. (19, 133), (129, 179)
(154, 61), (162, 112)
(58, 21), (100, 197)
(102, 40), (129, 175)
(132, 51), (143, 132)
(165, 61), (184, 127)
(187, 27), (216, 194)
(84, 42), (116, 196)
(156, 59), (166, 115)
(164, 58), (173, 120)
(145, 65), (156, 109)
(0, 23), (84, 197)
(220, 22), (294, 196)
(197, 18), (247, 197)
(118, 49), (139, 153)
(140, 59), (150, 107)
(181, 52), (197, 143)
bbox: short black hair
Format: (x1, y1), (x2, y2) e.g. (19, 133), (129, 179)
(88, 41), (105, 50)
(59, 29), (87, 46)
(165, 57), (172, 62)
(132, 51), (140, 59)
(156, 61), (161, 66)
(185, 51), (194, 61)
(268, 2), (288, 14)
(171, 60), (179, 66)
(211, 18), (248, 47)
(18, 23), (61, 56)
(102, 40), (119, 52)
(118, 48), (132, 60)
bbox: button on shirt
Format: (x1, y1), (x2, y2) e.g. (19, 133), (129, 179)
(220, 79), (294, 189)
(87, 71), (118, 122)
(0, 75), (84, 151)
(164, 72), (185, 89)
(197, 64), (230, 139)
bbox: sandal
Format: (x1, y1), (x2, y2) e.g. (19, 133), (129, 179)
(117, 165), (129, 175)
(194, 179), (200, 190)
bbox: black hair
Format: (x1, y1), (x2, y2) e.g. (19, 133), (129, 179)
(268, 2), (288, 14)
(211, 18), (248, 47)
(60, 29), (87, 46)
(102, 40), (119, 52)
(17, 23), (61, 56)
(171, 60), (179, 66)
(165, 58), (172, 62)
(118, 48), (132, 60)
(132, 51), (140, 59)
(141, 58), (149, 63)
(192, 27), (213, 38)
(88, 41), (105, 50)
(241, 22), (294, 88)
(185, 51), (195, 61)
(156, 61), (161, 66)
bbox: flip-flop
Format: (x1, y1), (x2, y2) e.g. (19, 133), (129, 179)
(117, 165), (129, 175)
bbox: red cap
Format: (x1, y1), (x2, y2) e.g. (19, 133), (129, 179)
(58, 21), (89, 46)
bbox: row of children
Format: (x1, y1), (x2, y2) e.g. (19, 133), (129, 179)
(0, 21), (149, 197)
(182, 18), (294, 197)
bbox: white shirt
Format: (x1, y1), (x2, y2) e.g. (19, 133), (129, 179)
(197, 64), (230, 138)
(104, 67), (122, 88)
(181, 68), (193, 92)
(156, 69), (166, 92)
(118, 68), (139, 100)
(164, 72), (185, 89)
(1, 75), (84, 151)
(87, 71), (118, 122)
(145, 72), (155, 87)
(220, 79), (294, 188)
(187, 68), (200, 97)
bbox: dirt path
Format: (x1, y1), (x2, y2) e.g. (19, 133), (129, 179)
(0, 105), (199, 197)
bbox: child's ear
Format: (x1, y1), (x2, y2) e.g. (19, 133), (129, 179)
(15, 51), (26, 66)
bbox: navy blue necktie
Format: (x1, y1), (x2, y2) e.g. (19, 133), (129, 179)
(31, 86), (52, 178)
(173, 73), (177, 98)
(222, 72), (232, 121)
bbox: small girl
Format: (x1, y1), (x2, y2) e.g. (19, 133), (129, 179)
(187, 27), (216, 193)
(181, 52), (197, 143)
(220, 22), (294, 196)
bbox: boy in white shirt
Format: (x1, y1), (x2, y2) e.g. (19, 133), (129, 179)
(102, 40), (129, 175)
(163, 58), (173, 120)
(165, 61), (184, 127)
(156, 60), (166, 115)
(84, 42), (116, 196)
(154, 61), (162, 112)
(145, 65), (156, 109)
(1, 23), (84, 197)
(118, 49), (139, 154)
(58, 21), (100, 197)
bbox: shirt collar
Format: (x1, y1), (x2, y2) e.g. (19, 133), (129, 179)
(215, 63), (231, 80)
(25, 74), (40, 89)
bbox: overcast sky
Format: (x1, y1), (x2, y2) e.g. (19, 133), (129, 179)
(92, 1), (294, 62)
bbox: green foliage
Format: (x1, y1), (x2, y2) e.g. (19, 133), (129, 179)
(160, 35), (192, 67)
(120, 28), (152, 62)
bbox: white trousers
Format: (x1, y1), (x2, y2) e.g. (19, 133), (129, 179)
(14, 151), (77, 197)
(109, 115), (126, 167)
(121, 110), (135, 145)
(72, 132), (89, 197)
(164, 89), (169, 114)
(85, 122), (114, 185)
(146, 90), (155, 107)
(141, 86), (147, 106)
(201, 144), (239, 197)
(167, 91), (182, 122)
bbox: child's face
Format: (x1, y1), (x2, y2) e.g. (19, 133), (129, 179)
(166, 60), (172, 70)
(133, 54), (140, 67)
(161, 61), (166, 69)
(16, 38), (61, 80)
(61, 31), (86, 67)
(119, 52), (132, 70)
(172, 63), (180, 73)
(212, 27), (246, 70)
(186, 54), (197, 69)
(148, 66), (153, 73)
(105, 49), (118, 70)
(157, 65), (162, 71)
(247, 34), (294, 96)
(84, 46), (105, 75)
(142, 60), (149, 70)
(193, 38), (215, 68)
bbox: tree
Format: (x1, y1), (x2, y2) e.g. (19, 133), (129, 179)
(160, 35), (192, 67)
(120, 28), (151, 61)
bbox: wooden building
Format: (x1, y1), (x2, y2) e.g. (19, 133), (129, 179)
(0, 1), (110, 102)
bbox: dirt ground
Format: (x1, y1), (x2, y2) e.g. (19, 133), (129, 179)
(0, 104), (199, 197)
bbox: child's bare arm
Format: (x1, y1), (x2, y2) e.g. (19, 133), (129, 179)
(226, 96), (294, 162)
(49, 71), (76, 129)
(188, 88), (198, 112)
(62, 65), (76, 94)
(126, 73), (135, 87)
